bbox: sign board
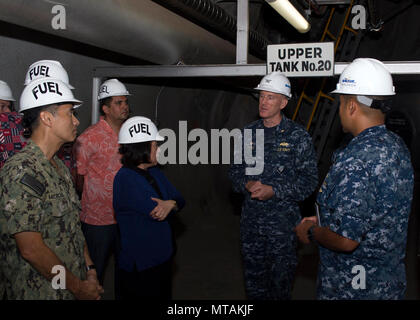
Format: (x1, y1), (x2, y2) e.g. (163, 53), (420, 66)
(267, 42), (335, 77)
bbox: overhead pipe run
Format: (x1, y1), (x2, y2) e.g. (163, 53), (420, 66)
(0, 0), (249, 65)
(151, 0), (270, 59)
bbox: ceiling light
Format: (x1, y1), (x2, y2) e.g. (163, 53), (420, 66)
(265, 0), (311, 33)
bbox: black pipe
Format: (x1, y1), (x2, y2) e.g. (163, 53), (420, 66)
(152, 0), (269, 59)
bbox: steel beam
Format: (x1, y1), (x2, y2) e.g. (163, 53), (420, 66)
(236, 0), (249, 65)
(93, 64), (267, 78)
(93, 62), (420, 79)
(91, 77), (102, 124)
(335, 61), (420, 75)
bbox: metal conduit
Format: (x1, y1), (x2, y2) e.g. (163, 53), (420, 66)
(151, 0), (270, 59)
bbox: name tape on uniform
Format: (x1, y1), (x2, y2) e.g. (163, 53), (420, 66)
(267, 42), (334, 77)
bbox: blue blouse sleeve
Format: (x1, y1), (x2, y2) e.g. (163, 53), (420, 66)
(150, 167), (186, 212)
(113, 168), (161, 220)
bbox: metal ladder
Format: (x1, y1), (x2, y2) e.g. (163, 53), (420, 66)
(291, 0), (363, 161)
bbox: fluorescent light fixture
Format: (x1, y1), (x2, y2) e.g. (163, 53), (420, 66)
(265, 0), (311, 33)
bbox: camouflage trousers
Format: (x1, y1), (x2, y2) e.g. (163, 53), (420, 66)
(240, 225), (297, 300)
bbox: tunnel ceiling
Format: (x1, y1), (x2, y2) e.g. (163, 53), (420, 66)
(151, 0), (420, 62)
(0, 0), (419, 77)
(0, 0), (419, 65)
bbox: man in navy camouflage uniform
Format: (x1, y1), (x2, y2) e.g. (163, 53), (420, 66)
(0, 78), (103, 299)
(295, 58), (414, 299)
(229, 72), (318, 300)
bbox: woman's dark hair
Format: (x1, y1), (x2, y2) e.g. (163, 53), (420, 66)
(22, 103), (63, 138)
(119, 141), (152, 167)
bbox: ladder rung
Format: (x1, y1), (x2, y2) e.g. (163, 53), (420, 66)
(319, 92), (335, 102)
(344, 25), (358, 35)
(325, 30), (337, 41)
(303, 93), (314, 104)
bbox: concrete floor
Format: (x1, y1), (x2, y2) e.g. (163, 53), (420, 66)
(102, 183), (420, 300)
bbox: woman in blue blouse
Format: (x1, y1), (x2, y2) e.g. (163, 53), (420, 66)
(113, 116), (185, 299)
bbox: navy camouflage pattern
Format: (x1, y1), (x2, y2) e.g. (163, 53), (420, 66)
(0, 140), (86, 299)
(317, 125), (414, 300)
(229, 114), (318, 299)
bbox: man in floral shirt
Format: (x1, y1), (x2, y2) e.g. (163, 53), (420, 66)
(73, 79), (130, 291)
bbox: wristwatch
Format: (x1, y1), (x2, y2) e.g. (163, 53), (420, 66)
(86, 264), (96, 272)
(307, 225), (318, 245)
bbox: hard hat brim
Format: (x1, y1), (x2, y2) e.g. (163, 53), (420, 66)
(97, 92), (131, 101)
(254, 86), (292, 99)
(330, 88), (396, 96)
(0, 97), (16, 102)
(19, 98), (83, 112)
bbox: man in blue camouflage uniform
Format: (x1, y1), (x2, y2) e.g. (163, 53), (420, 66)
(229, 72), (318, 300)
(295, 58), (414, 299)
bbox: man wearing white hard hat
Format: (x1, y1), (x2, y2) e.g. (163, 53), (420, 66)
(0, 80), (27, 170)
(0, 80), (15, 113)
(295, 58), (414, 299)
(113, 116), (185, 299)
(1, 60), (75, 170)
(24, 60), (75, 89)
(73, 78), (130, 293)
(0, 78), (103, 299)
(23, 60), (77, 181)
(229, 72), (318, 300)
(0, 80), (21, 300)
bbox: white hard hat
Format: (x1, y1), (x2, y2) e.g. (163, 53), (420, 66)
(0, 80), (15, 101)
(118, 116), (164, 144)
(20, 78), (82, 112)
(332, 58), (395, 96)
(98, 79), (131, 100)
(24, 60), (75, 89)
(254, 72), (292, 98)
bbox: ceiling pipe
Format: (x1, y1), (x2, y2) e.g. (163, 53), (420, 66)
(0, 0), (261, 65)
(151, 0), (269, 59)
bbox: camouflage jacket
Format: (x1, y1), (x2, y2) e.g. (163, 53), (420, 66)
(0, 140), (86, 300)
(229, 115), (318, 234)
(317, 125), (414, 299)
